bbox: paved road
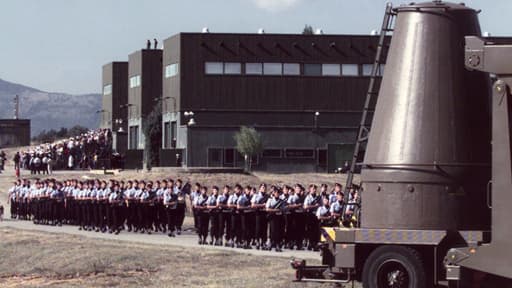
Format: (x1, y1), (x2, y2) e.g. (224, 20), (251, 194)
(0, 164), (319, 261)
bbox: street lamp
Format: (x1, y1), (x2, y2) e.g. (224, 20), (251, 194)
(114, 118), (124, 133)
(184, 111), (195, 167)
(314, 111), (320, 130)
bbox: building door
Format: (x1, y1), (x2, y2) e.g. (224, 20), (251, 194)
(129, 126), (139, 150)
(163, 122), (170, 149)
(171, 121), (177, 148)
(224, 148), (235, 167)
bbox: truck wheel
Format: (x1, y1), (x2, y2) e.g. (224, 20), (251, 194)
(362, 245), (426, 288)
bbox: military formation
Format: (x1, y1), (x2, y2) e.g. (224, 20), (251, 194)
(8, 178), (360, 252)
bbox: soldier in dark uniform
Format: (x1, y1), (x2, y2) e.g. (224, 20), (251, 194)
(237, 186), (252, 249)
(227, 184), (241, 248)
(216, 185), (230, 246)
(163, 180), (178, 237)
(194, 186), (209, 244)
(304, 184), (321, 251)
(291, 184), (306, 250)
(251, 183), (269, 250)
(174, 179), (186, 235)
(266, 186), (286, 252)
(190, 183), (202, 231)
(207, 186), (220, 245)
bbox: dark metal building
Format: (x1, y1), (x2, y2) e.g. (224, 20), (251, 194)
(161, 33), (388, 171)
(0, 119), (30, 148)
(101, 62), (128, 154)
(127, 49), (162, 151)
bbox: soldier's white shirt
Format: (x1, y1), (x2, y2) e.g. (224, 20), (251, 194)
(124, 188), (136, 198)
(9, 186), (16, 199)
(227, 194), (238, 205)
(287, 193), (300, 204)
(316, 205), (329, 218)
(134, 189), (143, 198)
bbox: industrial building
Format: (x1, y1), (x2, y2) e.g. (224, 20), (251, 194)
(0, 119), (30, 148)
(101, 61), (128, 154)
(126, 49), (162, 151)
(160, 32), (388, 171)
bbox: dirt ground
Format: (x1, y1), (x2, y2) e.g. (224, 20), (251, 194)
(0, 227), (336, 288)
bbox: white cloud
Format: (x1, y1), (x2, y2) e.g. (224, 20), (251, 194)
(251, 0), (302, 12)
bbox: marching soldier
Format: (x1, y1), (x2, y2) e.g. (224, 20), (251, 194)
(190, 183), (202, 231)
(194, 186), (209, 244)
(163, 180), (178, 237)
(330, 192), (345, 227)
(304, 184), (321, 251)
(174, 179), (186, 235)
(207, 186), (220, 245)
(316, 197), (332, 226)
(251, 183), (268, 250)
(216, 185), (230, 246)
(237, 186), (252, 249)
(266, 186), (286, 252)
(227, 184), (241, 248)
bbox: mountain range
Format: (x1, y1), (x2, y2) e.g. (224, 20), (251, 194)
(0, 78), (101, 136)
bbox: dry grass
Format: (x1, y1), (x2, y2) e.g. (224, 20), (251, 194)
(0, 227), (333, 288)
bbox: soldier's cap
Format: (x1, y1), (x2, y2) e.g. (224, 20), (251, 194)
(212, 186), (219, 191)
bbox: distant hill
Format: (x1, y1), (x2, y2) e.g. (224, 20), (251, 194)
(0, 78), (101, 136)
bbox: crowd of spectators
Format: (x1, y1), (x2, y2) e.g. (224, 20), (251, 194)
(15, 129), (113, 174)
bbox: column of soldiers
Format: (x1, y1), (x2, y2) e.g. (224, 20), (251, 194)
(191, 182), (360, 252)
(8, 178), (360, 252)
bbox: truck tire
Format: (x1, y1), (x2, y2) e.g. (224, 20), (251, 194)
(362, 245), (426, 288)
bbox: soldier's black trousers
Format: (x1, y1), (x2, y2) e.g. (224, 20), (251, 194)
(219, 212), (232, 240)
(255, 211), (268, 244)
(176, 203), (186, 230)
(166, 207), (176, 232)
(198, 211), (209, 239)
(306, 213), (320, 247)
(209, 210), (220, 240)
(269, 213), (284, 247)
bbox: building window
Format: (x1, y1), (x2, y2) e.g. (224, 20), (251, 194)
(164, 122), (170, 148)
(205, 62), (224, 74)
(322, 64), (341, 76)
(342, 64), (359, 76)
(362, 64), (373, 76)
(103, 84), (112, 96)
(245, 63), (263, 75)
(165, 63), (179, 78)
(224, 148), (235, 167)
(129, 75), (141, 88)
(224, 62), (242, 75)
(129, 126), (139, 150)
(283, 63), (300, 75)
(263, 63), (282, 75)
(262, 149), (283, 158)
(285, 149), (315, 159)
(379, 64), (386, 76)
(304, 64), (322, 76)
(208, 148), (223, 167)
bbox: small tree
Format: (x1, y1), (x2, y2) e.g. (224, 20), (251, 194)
(142, 100), (162, 171)
(234, 126), (263, 173)
(302, 24), (314, 35)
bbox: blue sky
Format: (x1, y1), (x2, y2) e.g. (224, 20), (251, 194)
(1, 0), (511, 95)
